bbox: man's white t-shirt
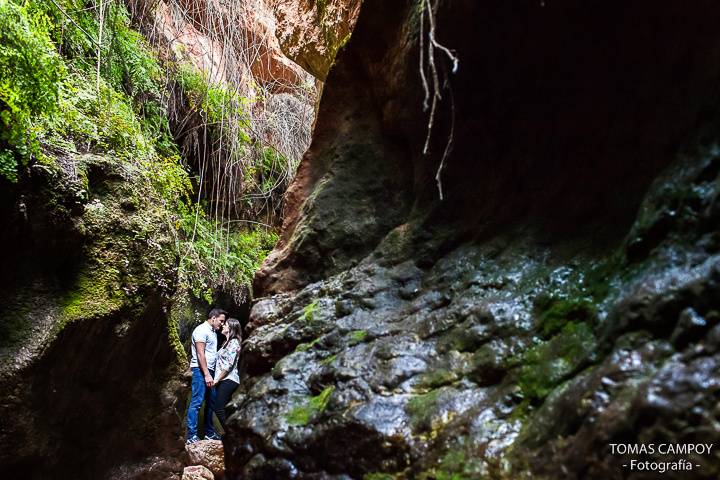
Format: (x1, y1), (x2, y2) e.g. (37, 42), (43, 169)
(190, 322), (218, 370)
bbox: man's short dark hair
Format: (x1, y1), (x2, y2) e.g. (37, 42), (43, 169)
(208, 308), (227, 319)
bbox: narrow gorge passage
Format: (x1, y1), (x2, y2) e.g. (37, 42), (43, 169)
(2, 0), (720, 479)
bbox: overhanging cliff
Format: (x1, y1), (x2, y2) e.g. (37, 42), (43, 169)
(227, 1), (720, 478)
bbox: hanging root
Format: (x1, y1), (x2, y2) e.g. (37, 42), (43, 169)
(418, 0), (459, 201)
(435, 85), (454, 201)
(133, 0), (316, 225)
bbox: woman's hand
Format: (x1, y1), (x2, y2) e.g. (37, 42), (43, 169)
(214, 369), (228, 384)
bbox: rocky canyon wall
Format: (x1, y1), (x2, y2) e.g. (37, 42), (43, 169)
(0, 0), (329, 478)
(0, 154), (185, 479)
(228, 0), (720, 478)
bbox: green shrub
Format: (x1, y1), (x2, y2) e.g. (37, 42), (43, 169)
(0, 0), (66, 181)
(2, 0), (274, 312)
(177, 207), (278, 303)
(177, 63), (251, 130)
(105, 5), (162, 97)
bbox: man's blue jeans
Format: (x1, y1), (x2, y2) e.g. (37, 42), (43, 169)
(186, 367), (217, 439)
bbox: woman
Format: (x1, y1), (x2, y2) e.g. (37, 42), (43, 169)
(212, 317), (242, 429)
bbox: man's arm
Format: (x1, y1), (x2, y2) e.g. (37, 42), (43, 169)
(196, 342), (213, 387)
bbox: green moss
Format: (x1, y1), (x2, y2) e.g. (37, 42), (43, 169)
(285, 386), (334, 426)
(338, 32), (352, 50)
(418, 369), (458, 389)
(168, 318), (187, 364)
(295, 336), (321, 353)
(438, 324), (483, 352)
(407, 388), (442, 416)
(348, 329), (368, 345)
(0, 303), (32, 349)
(60, 267), (125, 325)
(417, 450), (485, 480)
(303, 300), (319, 322)
(316, 0), (328, 20)
(534, 296), (597, 338)
(286, 403), (312, 426)
(406, 388), (443, 430)
(407, 0), (424, 40)
(168, 292), (192, 364)
(320, 353), (338, 365)
(583, 252), (626, 301)
(518, 322), (595, 402)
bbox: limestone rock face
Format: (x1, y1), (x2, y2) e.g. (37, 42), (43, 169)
(151, 0), (311, 93)
(185, 440), (225, 477)
(0, 154), (185, 478)
(229, 0), (720, 478)
(268, 0), (362, 80)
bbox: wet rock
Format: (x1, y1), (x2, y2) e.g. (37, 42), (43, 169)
(228, 0), (720, 477)
(671, 307), (712, 348)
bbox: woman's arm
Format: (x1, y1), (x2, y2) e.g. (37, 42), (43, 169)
(214, 339), (240, 383)
(227, 338), (240, 366)
(214, 368), (229, 384)
(215, 339), (240, 383)
(213, 346), (230, 383)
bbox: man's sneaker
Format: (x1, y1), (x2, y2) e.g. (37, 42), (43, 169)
(205, 433), (221, 441)
(185, 435), (200, 445)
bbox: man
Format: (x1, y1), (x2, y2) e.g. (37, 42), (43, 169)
(186, 307), (227, 444)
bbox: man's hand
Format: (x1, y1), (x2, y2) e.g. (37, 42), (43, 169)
(204, 373), (214, 387)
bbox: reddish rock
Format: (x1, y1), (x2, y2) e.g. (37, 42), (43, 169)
(269, 0), (362, 80)
(107, 455), (185, 480)
(182, 465), (214, 480)
(185, 440), (224, 477)
(151, 0), (310, 93)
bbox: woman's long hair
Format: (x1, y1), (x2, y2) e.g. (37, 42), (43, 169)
(224, 317), (242, 345)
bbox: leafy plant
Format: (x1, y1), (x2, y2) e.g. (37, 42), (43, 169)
(177, 207), (278, 303)
(0, 0), (65, 180)
(2, 0), (280, 312)
(177, 63), (251, 130)
(303, 300), (319, 322)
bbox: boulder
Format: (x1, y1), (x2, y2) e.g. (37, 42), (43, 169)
(182, 465), (214, 480)
(185, 440), (224, 477)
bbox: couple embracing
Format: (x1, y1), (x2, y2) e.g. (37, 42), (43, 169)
(186, 308), (242, 444)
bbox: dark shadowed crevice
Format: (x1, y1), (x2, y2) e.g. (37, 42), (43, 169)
(256, 0), (720, 296)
